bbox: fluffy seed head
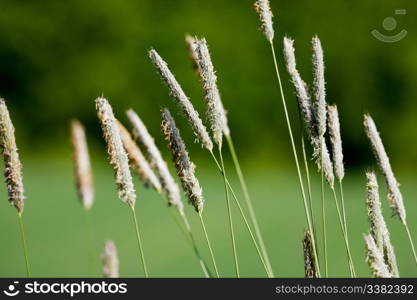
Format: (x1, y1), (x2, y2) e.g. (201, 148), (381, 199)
(364, 234), (392, 278)
(311, 136), (334, 187)
(117, 120), (161, 192)
(102, 240), (119, 278)
(312, 36), (327, 137)
(327, 105), (344, 181)
(195, 38), (230, 147)
(127, 109), (184, 215)
(303, 229), (318, 278)
(95, 98), (136, 208)
(70, 120), (94, 210)
(161, 109), (204, 213)
(366, 171), (399, 277)
(148, 49), (213, 151)
(364, 114), (405, 223)
(0, 99), (25, 215)
(254, 0), (274, 43)
(283, 37), (316, 137)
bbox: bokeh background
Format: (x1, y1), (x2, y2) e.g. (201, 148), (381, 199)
(0, 0), (416, 277)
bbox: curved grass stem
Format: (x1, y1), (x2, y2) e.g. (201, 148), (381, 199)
(130, 206), (149, 277)
(218, 146), (239, 277)
(209, 150), (272, 277)
(199, 214), (220, 277)
(18, 214), (31, 277)
(225, 134), (273, 276)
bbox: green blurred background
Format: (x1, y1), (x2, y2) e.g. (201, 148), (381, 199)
(0, 0), (416, 277)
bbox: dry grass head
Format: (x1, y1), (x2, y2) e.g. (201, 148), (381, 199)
(148, 49), (213, 151)
(303, 229), (318, 278)
(0, 99), (25, 215)
(102, 240), (119, 278)
(254, 0), (274, 43)
(364, 114), (405, 224)
(327, 105), (344, 181)
(70, 119), (94, 210)
(161, 108), (204, 213)
(95, 97), (136, 208)
(364, 234), (392, 278)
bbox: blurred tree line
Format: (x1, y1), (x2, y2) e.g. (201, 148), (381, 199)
(0, 0), (416, 168)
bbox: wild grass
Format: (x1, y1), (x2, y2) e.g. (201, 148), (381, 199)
(0, 1), (416, 279)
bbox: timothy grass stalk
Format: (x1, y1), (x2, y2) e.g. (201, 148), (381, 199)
(209, 151), (272, 277)
(219, 146), (240, 277)
(0, 99), (30, 277)
(18, 215), (30, 277)
(198, 213), (220, 277)
(131, 207), (148, 277)
(225, 134), (274, 276)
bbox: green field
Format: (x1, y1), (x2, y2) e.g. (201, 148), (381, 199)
(0, 153), (416, 278)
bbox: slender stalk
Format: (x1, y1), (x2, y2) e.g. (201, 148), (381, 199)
(209, 150), (272, 277)
(330, 188), (356, 277)
(162, 194), (211, 277)
(339, 180), (347, 233)
(18, 215), (30, 277)
(181, 213), (211, 278)
(269, 42), (320, 276)
(130, 207), (149, 277)
(198, 213), (220, 277)
(218, 146), (240, 277)
(320, 138), (328, 277)
(404, 223), (417, 266)
(225, 134), (274, 275)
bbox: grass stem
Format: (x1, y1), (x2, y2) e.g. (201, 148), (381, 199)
(209, 150), (272, 277)
(225, 134), (273, 276)
(18, 214), (31, 277)
(320, 138), (328, 277)
(269, 42), (320, 276)
(198, 213), (220, 277)
(130, 206), (149, 277)
(330, 188), (356, 277)
(218, 146), (240, 277)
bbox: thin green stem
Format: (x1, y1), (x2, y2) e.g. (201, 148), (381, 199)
(301, 136), (316, 242)
(199, 214), (220, 278)
(330, 188), (356, 277)
(18, 214), (31, 277)
(320, 138), (328, 277)
(161, 194), (211, 277)
(219, 146), (239, 277)
(225, 134), (273, 276)
(181, 213), (211, 278)
(269, 42), (320, 277)
(404, 223), (417, 266)
(130, 206), (149, 277)
(209, 150), (272, 277)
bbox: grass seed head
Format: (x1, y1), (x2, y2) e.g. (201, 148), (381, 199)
(102, 240), (119, 278)
(254, 0), (274, 43)
(95, 97), (136, 208)
(364, 234), (392, 278)
(365, 171), (399, 277)
(364, 114), (405, 223)
(0, 99), (25, 215)
(70, 120), (94, 210)
(312, 36), (327, 137)
(327, 105), (344, 181)
(195, 38), (230, 147)
(161, 108), (204, 213)
(303, 229), (318, 278)
(148, 49), (213, 151)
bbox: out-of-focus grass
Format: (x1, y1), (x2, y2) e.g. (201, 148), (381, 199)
(0, 154), (416, 277)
